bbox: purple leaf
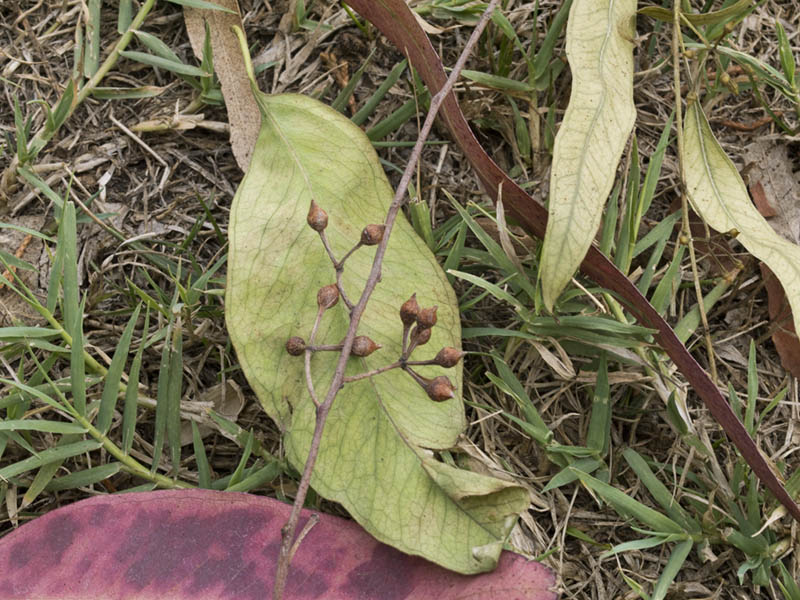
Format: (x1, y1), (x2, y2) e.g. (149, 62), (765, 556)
(0, 489), (557, 599)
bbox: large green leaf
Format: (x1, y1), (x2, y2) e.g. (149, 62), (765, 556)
(683, 100), (800, 337)
(540, 0), (637, 309)
(226, 92), (528, 573)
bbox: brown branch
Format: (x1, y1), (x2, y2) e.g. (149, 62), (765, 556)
(272, 1), (500, 597)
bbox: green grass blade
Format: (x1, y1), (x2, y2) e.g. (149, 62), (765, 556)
(366, 96), (424, 141)
(167, 320), (183, 475)
(22, 433), (80, 506)
(118, 0), (132, 32)
(352, 59), (407, 126)
(622, 448), (698, 532)
(123, 307), (149, 454)
(225, 429), (253, 489)
(615, 135), (640, 274)
(225, 461), (281, 492)
(84, 0), (101, 77)
(60, 202), (85, 416)
(151, 319), (173, 472)
(542, 457), (602, 492)
(599, 184), (620, 256)
(191, 421), (212, 488)
(650, 244), (686, 315)
(650, 539), (693, 600)
(638, 112), (673, 217)
(120, 51), (208, 78)
(97, 304), (142, 435)
(586, 354), (610, 456)
(46, 462), (122, 491)
(572, 468), (685, 534)
(0, 440), (102, 480)
(0, 420), (87, 434)
(332, 49), (375, 113)
(488, 355), (552, 444)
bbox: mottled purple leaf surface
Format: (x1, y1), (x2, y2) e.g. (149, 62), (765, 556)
(0, 490), (557, 599)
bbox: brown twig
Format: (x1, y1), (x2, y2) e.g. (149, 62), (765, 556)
(271, 1), (500, 597)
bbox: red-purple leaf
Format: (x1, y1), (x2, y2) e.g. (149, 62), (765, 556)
(0, 489), (557, 599)
(345, 0), (800, 523)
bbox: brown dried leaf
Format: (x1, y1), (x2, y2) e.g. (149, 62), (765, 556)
(759, 263), (800, 377)
(184, 0), (260, 171)
(745, 141), (800, 377)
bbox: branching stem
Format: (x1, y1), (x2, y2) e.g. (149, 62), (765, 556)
(272, 2), (500, 597)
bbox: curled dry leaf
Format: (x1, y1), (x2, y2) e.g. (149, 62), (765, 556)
(682, 100), (800, 339)
(184, 0), (260, 170)
(539, 0), (637, 310)
(759, 263), (800, 377)
(0, 490), (557, 600)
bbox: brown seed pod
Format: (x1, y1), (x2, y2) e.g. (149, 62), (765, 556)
(285, 336), (306, 356)
(411, 326), (431, 347)
(360, 224), (386, 246)
(352, 335), (381, 357)
(425, 376), (455, 402)
(417, 305), (438, 329)
(317, 284), (339, 310)
(307, 200), (328, 232)
(433, 347), (465, 368)
(400, 293), (420, 326)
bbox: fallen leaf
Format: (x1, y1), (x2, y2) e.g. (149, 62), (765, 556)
(540, 0), (637, 310)
(226, 88), (529, 572)
(184, 0), (260, 170)
(759, 263), (799, 377)
(0, 489), (557, 599)
(683, 100), (800, 339)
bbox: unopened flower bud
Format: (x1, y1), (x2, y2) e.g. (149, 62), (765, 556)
(400, 293), (420, 326)
(307, 200), (328, 232)
(425, 376), (455, 402)
(360, 224), (385, 246)
(412, 326), (431, 347)
(433, 347), (464, 368)
(317, 284), (339, 310)
(352, 335), (381, 357)
(417, 306), (438, 329)
(285, 336), (306, 356)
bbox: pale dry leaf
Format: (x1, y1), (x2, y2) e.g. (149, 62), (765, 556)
(184, 0), (260, 170)
(540, 0), (637, 310)
(682, 101), (800, 338)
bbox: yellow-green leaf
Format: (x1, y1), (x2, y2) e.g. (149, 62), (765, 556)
(227, 88), (528, 573)
(540, 0), (637, 310)
(683, 100), (800, 337)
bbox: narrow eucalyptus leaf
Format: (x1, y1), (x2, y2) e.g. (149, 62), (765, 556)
(540, 0), (637, 309)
